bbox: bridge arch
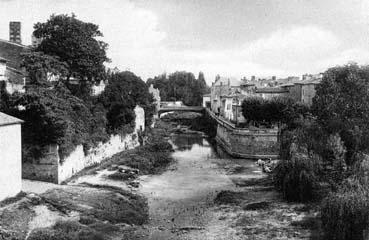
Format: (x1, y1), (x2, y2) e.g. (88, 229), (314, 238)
(158, 105), (205, 118)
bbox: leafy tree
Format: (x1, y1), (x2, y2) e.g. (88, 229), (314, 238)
(33, 14), (109, 83)
(146, 73), (168, 100)
(100, 71), (155, 132)
(312, 63), (369, 163)
(21, 51), (69, 85)
(241, 96), (308, 126)
(3, 84), (109, 160)
(147, 71), (209, 106)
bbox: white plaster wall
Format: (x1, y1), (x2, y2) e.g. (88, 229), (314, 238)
(134, 105), (145, 132)
(0, 63), (6, 81)
(202, 96), (210, 107)
(0, 124), (21, 200)
(58, 133), (139, 183)
(57, 105), (145, 183)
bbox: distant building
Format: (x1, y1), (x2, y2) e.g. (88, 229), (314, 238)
(210, 76), (242, 114)
(0, 112), (23, 200)
(220, 95), (233, 120)
(255, 87), (289, 100)
(202, 93), (211, 108)
(9, 22), (21, 44)
(0, 56), (25, 93)
(294, 77), (322, 106)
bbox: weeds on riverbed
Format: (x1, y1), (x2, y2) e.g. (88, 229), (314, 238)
(274, 153), (322, 202)
(106, 139), (174, 175)
(321, 157), (369, 240)
(28, 221), (105, 240)
(41, 186), (148, 225)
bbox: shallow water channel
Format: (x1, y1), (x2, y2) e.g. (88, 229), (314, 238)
(138, 133), (263, 239)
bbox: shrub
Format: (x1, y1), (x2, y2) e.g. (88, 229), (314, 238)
(321, 156), (369, 240)
(321, 178), (369, 240)
(274, 153), (322, 202)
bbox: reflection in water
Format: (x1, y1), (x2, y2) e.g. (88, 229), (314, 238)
(171, 134), (205, 150)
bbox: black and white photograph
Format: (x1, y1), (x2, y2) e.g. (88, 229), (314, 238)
(0, 0), (368, 239)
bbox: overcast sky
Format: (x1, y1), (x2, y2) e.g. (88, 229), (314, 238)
(0, 0), (368, 83)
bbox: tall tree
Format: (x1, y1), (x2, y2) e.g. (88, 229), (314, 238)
(33, 14), (109, 83)
(100, 71), (155, 132)
(147, 71), (209, 106)
(21, 51), (69, 85)
(312, 63), (369, 163)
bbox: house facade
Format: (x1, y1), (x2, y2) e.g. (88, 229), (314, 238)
(0, 112), (23, 200)
(255, 87), (289, 100)
(210, 76), (242, 114)
(0, 39), (27, 93)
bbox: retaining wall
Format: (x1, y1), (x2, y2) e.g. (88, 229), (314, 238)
(22, 105), (145, 184)
(207, 109), (279, 159)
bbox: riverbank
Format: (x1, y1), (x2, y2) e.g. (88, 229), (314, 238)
(0, 120), (176, 240)
(1, 115), (321, 239)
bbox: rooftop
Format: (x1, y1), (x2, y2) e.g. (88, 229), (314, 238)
(294, 77), (322, 85)
(213, 76), (242, 87)
(0, 112), (23, 127)
(0, 38), (27, 48)
(255, 87), (289, 93)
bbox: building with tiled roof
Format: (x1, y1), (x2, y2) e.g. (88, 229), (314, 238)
(0, 111), (23, 200)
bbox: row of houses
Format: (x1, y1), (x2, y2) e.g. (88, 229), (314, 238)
(203, 74), (322, 124)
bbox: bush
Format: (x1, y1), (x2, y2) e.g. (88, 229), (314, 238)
(321, 178), (369, 240)
(274, 153), (322, 202)
(321, 156), (369, 240)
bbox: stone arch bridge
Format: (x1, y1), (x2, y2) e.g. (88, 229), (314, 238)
(158, 103), (204, 117)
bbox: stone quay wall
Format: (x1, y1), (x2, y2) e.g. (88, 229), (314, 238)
(207, 109), (279, 159)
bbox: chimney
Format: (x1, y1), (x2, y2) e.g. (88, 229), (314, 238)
(9, 22), (21, 44)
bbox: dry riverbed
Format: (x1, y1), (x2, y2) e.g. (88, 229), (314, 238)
(0, 119), (320, 239)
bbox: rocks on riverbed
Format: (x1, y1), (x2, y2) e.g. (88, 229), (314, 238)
(107, 165), (140, 181)
(256, 159), (279, 173)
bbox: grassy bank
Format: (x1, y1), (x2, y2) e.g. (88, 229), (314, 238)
(0, 121), (176, 240)
(214, 172), (321, 239)
(74, 121), (174, 178)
